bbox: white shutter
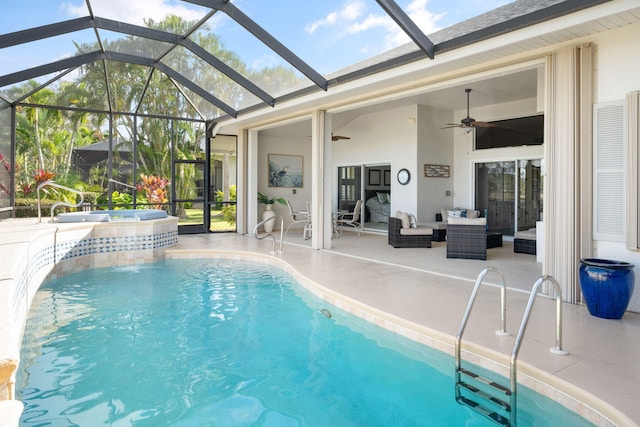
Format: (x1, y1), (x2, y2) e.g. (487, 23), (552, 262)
(593, 101), (625, 241)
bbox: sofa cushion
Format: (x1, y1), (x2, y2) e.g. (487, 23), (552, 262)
(514, 228), (537, 240)
(448, 217), (487, 226)
(400, 227), (433, 236)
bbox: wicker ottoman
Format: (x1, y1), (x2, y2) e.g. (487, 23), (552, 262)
(514, 229), (536, 255)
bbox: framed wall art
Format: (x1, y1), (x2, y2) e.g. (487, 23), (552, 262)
(268, 154), (303, 187)
(368, 169), (381, 186)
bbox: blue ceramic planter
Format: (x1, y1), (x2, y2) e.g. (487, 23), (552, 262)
(579, 258), (635, 319)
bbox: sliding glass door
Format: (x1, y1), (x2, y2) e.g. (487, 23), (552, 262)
(475, 159), (542, 235)
(337, 166), (361, 212)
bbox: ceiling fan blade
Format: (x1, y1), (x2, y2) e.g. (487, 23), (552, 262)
(441, 124), (462, 129)
(472, 121), (497, 128)
(332, 134), (351, 141)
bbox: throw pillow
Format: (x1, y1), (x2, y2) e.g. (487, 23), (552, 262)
(401, 212), (411, 229)
(409, 213), (418, 228)
(377, 192), (386, 203)
(466, 210), (479, 219)
(448, 210), (462, 218)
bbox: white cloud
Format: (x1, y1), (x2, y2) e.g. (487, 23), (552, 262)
(305, 1), (367, 34)
(305, 0), (443, 53)
(381, 0), (444, 50)
(63, 0), (205, 26)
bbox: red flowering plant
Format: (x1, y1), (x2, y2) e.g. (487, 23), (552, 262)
(20, 169), (56, 196)
(34, 169), (56, 185)
(137, 174), (170, 209)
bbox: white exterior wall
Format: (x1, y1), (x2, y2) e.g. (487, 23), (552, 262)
(590, 22), (640, 312)
(257, 131), (312, 228)
(417, 105), (455, 222)
(334, 105), (418, 215)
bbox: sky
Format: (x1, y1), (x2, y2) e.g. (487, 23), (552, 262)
(0, 0), (512, 84)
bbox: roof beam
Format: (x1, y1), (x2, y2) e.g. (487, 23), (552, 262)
(0, 18), (91, 48)
(102, 51), (238, 118)
(183, 0), (328, 91)
(0, 16), (276, 108)
(375, 0), (435, 59)
(0, 50), (237, 117)
(92, 17), (275, 107)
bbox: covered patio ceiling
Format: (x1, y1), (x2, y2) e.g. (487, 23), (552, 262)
(0, 0), (610, 123)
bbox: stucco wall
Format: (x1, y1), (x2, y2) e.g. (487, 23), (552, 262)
(590, 22), (640, 312)
(334, 104), (418, 215)
(257, 130), (312, 230)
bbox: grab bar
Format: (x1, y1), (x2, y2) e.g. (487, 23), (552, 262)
(36, 180), (85, 223)
(253, 214), (284, 254)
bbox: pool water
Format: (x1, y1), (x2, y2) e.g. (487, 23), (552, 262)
(17, 259), (593, 426)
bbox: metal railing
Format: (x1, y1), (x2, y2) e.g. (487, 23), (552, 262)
(253, 214), (284, 254)
(509, 275), (568, 423)
(37, 180), (85, 223)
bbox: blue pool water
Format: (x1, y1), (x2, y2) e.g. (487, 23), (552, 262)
(17, 259), (593, 426)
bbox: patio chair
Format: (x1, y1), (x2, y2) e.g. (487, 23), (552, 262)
(446, 217), (487, 260)
(285, 200), (309, 235)
(303, 201), (312, 240)
(388, 215), (432, 248)
(336, 199), (363, 236)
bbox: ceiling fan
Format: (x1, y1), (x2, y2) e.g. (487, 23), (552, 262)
(332, 133), (351, 141)
(442, 88), (496, 130)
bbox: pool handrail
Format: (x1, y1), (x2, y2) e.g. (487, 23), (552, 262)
(253, 214), (284, 254)
(36, 180), (85, 223)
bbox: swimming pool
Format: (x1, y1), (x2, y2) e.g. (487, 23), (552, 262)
(56, 209), (168, 222)
(17, 259), (593, 426)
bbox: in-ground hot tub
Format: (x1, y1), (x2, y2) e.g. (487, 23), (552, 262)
(57, 209), (168, 223)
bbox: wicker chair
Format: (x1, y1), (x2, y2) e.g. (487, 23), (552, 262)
(446, 217), (487, 260)
(388, 216), (432, 248)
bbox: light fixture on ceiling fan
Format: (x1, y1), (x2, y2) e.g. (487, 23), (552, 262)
(441, 88), (496, 130)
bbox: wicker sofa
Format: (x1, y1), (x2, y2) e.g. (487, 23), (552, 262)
(388, 215), (433, 248)
(446, 217), (487, 260)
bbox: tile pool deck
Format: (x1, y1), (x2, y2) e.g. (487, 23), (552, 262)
(168, 232), (640, 427)
(1, 221), (639, 426)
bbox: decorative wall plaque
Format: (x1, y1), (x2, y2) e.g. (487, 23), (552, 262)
(424, 164), (450, 178)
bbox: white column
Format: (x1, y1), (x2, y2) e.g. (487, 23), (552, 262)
(543, 44), (593, 302)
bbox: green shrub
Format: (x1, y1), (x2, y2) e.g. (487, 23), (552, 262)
(14, 198), (68, 218)
(221, 204), (236, 224)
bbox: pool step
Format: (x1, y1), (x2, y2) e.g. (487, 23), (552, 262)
(456, 367), (511, 426)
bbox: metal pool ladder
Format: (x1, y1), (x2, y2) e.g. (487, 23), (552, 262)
(454, 268), (568, 426)
(253, 214), (284, 254)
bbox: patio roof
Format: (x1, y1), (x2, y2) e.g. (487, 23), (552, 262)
(0, 0), (611, 121)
